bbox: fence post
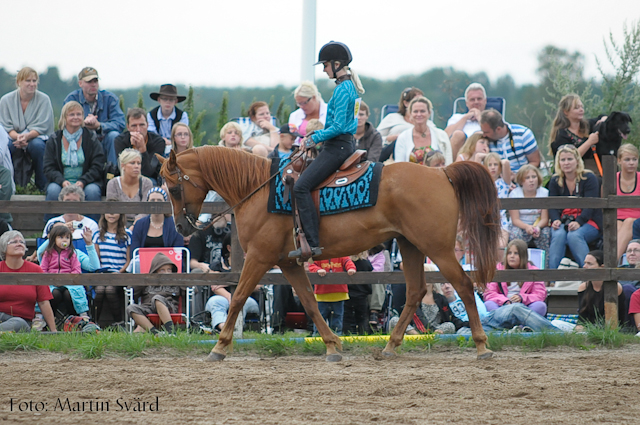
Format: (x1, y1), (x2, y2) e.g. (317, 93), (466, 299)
(602, 155), (618, 327)
(230, 215), (245, 272)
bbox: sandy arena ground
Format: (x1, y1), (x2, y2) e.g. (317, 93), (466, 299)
(1, 346), (639, 424)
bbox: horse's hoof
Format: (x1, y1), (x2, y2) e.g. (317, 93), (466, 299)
(381, 350), (397, 359)
(326, 353), (342, 362)
(477, 351), (494, 360)
(206, 351), (226, 362)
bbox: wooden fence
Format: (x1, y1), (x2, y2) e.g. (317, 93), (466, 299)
(1, 156), (639, 323)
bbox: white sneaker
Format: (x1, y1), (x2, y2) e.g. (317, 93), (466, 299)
(635, 331), (640, 337)
(32, 314), (46, 331)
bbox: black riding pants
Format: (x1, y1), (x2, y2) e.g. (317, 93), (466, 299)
(293, 137), (354, 247)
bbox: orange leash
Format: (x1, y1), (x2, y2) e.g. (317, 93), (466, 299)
(591, 145), (603, 176)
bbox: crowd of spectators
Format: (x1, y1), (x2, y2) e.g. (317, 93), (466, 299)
(1, 72), (639, 337)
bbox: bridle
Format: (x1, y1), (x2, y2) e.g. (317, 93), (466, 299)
(165, 148), (307, 233)
(166, 164), (211, 231)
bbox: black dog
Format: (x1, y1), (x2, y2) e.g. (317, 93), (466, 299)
(594, 111), (633, 156)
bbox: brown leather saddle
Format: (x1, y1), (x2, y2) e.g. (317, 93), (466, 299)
(281, 149), (370, 200)
(283, 149), (370, 262)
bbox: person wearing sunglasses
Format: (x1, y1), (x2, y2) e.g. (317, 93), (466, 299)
(289, 81), (327, 137)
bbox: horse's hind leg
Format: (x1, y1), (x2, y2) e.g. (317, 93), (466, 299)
(207, 254), (271, 362)
(382, 238), (426, 357)
(281, 265), (343, 362)
(430, 252), (492, 360)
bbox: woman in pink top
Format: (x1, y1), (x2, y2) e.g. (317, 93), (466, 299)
(616, 144), (640, 260)
(484, 239), (547, 316)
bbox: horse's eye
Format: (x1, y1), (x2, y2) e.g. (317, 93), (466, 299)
(169, 187), (181, 200)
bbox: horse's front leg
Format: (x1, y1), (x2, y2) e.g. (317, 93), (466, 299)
(207, 254), (272, 362)
(281, 265), (343, 362)
(382, 240), (426, 357)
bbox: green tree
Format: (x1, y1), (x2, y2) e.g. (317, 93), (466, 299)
(216, 92), (229, 142)
(136, 89), (145, 109)
(184, 86), (207, 146)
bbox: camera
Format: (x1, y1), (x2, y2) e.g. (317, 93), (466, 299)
(560, 214), (576, 231)
(72, 221), (83, 230)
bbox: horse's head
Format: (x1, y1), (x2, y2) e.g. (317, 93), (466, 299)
(157, 150), (209, 236)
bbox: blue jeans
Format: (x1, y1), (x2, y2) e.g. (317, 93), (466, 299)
(314, 301), (344, 336)
(9, 136), (47, 190)
(45, 182), (102, 222)
(549, 224), (600, 268)
(482, 303), (558, 332)
(101, 131), (119, 166)
(205, 295), (259, 329)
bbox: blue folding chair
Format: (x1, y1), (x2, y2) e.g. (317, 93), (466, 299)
(453, 97), (506, 116)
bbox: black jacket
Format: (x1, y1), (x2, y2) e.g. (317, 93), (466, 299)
(43, 128), (106, 189)
(114, 131), (165, 182)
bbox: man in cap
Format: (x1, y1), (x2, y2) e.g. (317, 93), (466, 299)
(126, 252), (181, 335)
(63, 67), (125, 165)
(147, 84), (189, 151)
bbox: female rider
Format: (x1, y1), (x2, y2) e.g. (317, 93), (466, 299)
(290, 41), (365, 259)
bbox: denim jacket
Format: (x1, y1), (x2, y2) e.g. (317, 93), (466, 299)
(64, 89), (125, 135)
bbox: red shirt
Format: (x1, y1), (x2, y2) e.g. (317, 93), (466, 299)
(629, 289), (640, 315)
(308, 257), (356, 296)
(0, 261), (52, 320)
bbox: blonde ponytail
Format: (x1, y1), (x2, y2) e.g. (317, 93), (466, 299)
(345, 66), (365, 95)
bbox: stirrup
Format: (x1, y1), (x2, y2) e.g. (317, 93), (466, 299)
(288, 246), (323, 260)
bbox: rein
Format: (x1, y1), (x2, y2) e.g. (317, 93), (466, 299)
(168, 148), (307, 232)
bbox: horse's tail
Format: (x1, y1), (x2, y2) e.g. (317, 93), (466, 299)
(444, 161), (501, 289)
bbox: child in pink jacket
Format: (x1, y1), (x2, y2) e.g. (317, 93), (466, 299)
(41, 224), (88, 318)
(41, 225), (81, 274)
(484, 239), (547, 316)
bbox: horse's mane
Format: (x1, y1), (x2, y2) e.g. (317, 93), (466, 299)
(196, 146), (271, 204)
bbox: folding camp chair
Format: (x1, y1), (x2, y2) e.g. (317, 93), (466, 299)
(453, 96), (506, 116)
(125, 247), (193, 332)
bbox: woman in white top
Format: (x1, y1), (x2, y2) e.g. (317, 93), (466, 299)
(394, 96), (453, 165)
(377, 87), (423, 146)
(508, 164), (551, 253)
(106, 148), (153, 226)
(288, 81), (327, 136)
(242, 101), (279, 152)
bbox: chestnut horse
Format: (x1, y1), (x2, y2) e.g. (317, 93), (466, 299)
(157, 147), (500, 362)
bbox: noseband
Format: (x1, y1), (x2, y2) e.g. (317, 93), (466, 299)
(166, 165), (208, 231)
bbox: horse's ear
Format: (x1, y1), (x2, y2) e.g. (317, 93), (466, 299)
(155, 153), (166, 165)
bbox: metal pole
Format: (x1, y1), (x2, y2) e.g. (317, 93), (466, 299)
(301, 0), (316, 83)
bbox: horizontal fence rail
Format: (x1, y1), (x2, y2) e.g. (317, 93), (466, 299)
(1, 196), (639, 214)
(1, 269), (638, 286)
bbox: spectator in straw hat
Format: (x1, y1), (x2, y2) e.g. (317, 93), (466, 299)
(147, 84), (189, 154)
(63, 67), (125, 166)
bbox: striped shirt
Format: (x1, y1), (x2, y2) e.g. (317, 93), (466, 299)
(92, 229), (132, 272)
(311, 79), (359, 143)
(488, 123), (538, 173)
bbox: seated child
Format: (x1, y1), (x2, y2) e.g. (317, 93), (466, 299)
(126, 252), (181, 335)
(41, 224), (90, 318)
(268, 124), (300, 160)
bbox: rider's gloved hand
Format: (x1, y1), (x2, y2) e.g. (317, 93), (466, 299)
(303, 136), (317, 150)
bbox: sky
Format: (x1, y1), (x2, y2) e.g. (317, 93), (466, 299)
(1, 0), (637, 90)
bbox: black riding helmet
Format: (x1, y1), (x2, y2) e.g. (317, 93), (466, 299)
(314, 41), (352, 78)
